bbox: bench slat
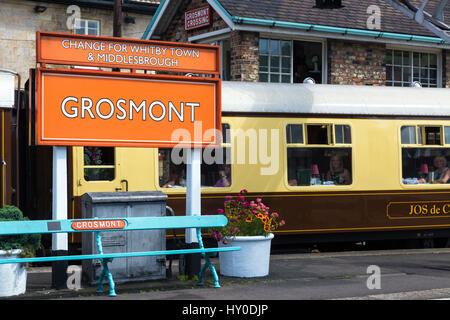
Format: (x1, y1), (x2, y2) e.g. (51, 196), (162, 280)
(0, 215), (227, 235)
(0, 247), (240, 264)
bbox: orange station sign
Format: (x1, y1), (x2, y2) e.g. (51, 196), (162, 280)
(37, 32), (220, 75)
(71, 219), (127, 231)
(35, 32), (221, 148)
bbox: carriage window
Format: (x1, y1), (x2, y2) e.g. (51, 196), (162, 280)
(445, 127), (450, 144)
(401, 125), (450, 185)
(424, 126), (441, 145)
(84, 147), (115, 181)
(287, 124), (352, 186)
(401, 126), (416, 144)
(222, 123), (230, 143)
(402, 148), (450, 184)
(159, 123), (232, 188)
(401, 125), (442, 146)
(286, 124), (303, 144)
(307, 124), (331, 145)
(335, 125), (351, 144)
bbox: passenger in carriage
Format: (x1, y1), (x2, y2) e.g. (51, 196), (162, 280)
(214, 164), (231, 187)
(326, 154), (351, 185)
(162, 169), (182, 188)
(419, 156), (450, 184)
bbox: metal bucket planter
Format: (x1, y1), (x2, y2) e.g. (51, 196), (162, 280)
(0, 249), (27, 297)
(218, 233), (274, 278)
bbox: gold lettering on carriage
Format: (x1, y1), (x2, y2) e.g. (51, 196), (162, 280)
(387, 201), (450, 219)
(408, 203), (450, 216)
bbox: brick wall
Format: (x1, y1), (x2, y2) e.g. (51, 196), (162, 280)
(328, 40), (386, 85)
(229, 31), (259, 81)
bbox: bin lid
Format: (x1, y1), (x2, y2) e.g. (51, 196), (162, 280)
(81, 191), (168, 203)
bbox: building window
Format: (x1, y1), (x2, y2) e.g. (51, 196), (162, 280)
(209, 39), (231, 81)
(159, 124), (232, 188)
(287, 123), (352, 186)
(259, 39), (323, 83)
(259, 39), (292, 83)
(401, 125), (450, 185)
(74, 19), (100, 36)
(293, 40), (323, 84)
(386, 49), (438, 87)
(84, 147), (115, 181)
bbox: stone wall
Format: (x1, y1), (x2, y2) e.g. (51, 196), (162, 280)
(328, 40), (386, 85)
(0, 0), (153, 87)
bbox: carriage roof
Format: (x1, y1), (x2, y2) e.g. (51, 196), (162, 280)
(221, 82), (450, 117)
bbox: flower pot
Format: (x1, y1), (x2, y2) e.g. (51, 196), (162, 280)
(218, 233), (274, 277)
(0, 249), (27, 297)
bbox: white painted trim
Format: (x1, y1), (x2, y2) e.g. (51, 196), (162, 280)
(145, 0), (171, 40)
(386, 45), (443, 88)
(207, 0), (236, 30)
(188, 28), (231, 43)
(322, 40), (328, 84)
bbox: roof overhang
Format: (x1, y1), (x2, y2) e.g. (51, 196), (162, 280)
(142, 0), (449, 48)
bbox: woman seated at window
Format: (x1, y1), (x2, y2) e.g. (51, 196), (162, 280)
(326, 154), (351, 185)
(419, 156), (450, 184)
(214, 164), (231, 187)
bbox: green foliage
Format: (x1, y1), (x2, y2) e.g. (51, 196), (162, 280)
(0, 205), (41, 258)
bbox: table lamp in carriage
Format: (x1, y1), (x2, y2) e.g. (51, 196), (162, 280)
(310, 164), (320, 185)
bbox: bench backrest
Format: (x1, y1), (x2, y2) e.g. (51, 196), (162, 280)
(0, 215), (227, 235)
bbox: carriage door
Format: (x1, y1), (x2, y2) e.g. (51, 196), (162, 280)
(74, 146), (124, 197)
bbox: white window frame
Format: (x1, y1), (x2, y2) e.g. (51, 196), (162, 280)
(259, 38), (293, 83)
(74, 19), (100, 36)
(192, 30), (232, 81)
(386, 45), (442, 88)
(259, 34), (327, 84)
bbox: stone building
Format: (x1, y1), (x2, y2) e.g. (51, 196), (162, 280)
(144, 0), (450, 88)
(0, 0), (159, 87)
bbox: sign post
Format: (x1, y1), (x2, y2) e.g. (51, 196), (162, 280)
(51, 146), (68, 289)
(184, 148), (202, 277)
(34, 31), (221, 286)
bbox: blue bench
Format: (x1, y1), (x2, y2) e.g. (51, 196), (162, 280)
(0, 215), (240, 296)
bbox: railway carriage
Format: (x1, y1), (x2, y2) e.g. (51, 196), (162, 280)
(23, 81), (450, 247)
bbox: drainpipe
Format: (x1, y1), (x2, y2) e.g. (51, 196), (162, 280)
(114, 0), (122, 38)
